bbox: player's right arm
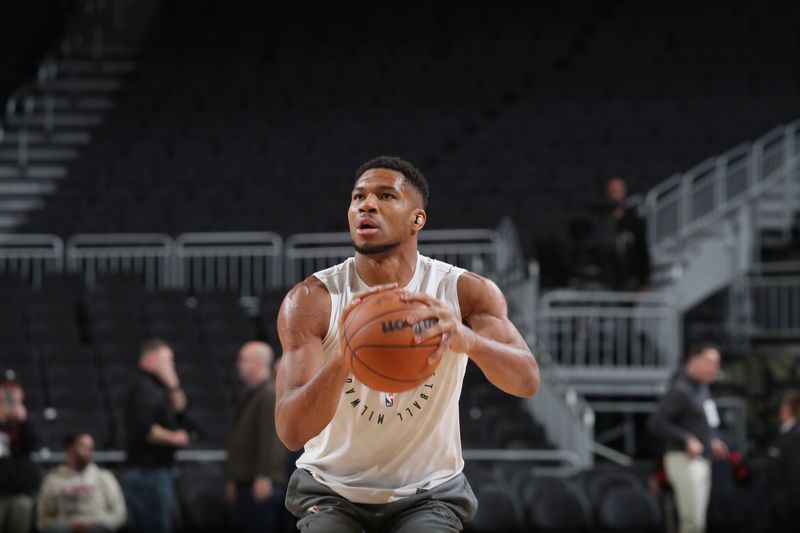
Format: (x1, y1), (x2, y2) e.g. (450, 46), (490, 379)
(275, 277), (395, 450)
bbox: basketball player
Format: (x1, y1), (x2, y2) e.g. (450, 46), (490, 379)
(276, 156), (540, 532)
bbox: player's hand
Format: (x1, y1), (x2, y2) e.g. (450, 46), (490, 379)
(339, 283), (398, 365)
(253, 477), (274, 502)
(711, 438), (729, 460)
(398, 290), (477, 365)
(685, 435), (704, 458)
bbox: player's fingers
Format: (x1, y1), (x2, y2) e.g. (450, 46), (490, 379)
(405, 304), (447, 326)
(397, 290), (438, 306)
(413, 321), (445, 344)
(427, 333), (449, 365)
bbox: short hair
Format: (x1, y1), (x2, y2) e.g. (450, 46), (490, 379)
(355, 156), (430, 207)
(140, 338), (170, 358)
(783, 389), (800, 419)
(63, 432), (90, 449)
(687, 342), (721, 361)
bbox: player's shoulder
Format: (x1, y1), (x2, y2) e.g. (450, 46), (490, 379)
(278, 276), (331, 337)
(456, 271), (505, 317)
(281, 276), (331, 311)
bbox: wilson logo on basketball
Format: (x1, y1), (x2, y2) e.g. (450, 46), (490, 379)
(380, 318), (437, 334)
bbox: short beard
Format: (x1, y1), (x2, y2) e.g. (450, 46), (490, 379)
(353, 241), (401, 256)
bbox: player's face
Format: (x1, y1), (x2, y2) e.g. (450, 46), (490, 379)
(349, 168), (421, 255)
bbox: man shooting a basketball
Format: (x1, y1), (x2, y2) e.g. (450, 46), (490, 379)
(276, 156), (540, 532)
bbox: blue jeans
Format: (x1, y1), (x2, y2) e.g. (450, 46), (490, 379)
(235, 481), (285, 533)
(120, 468), (173, 533)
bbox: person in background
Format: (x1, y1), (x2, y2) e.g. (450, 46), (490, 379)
(648, 342), (730, 533)
(767, 389), (800, 532)
(0, 373), (39, 533)
(602, 176), (651, 291)
(37, 432), (126, 532)
(120, 339), (192, 533)
(225, 341), (286, 533)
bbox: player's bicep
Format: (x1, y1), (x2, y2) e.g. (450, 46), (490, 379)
(459, 273), (528, 349)
(275, 279), (330, 398)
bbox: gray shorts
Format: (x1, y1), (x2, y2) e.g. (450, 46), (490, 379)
(285, 469), (478, 532)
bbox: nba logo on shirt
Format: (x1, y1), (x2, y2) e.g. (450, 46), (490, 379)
(384, 393), (395, 407)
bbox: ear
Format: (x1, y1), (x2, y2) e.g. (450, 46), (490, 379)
(412, 210), (426, 230)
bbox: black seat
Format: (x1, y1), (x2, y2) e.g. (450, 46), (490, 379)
(525, 477), (593, 532)
(175, 463), (232, 532)
(597, 485), (663, 531)
(465, 482), (524, 533)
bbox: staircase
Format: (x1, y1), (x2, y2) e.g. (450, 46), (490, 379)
(646, 120), (800, 314)
(0, 0), (163, 232)
(0, 55), (134, 231)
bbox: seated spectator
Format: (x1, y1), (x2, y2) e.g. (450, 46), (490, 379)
(0, 372), (39, 533)
(37, 432), (127, 533)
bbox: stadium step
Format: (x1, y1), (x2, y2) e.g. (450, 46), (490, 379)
(0, 213), (26, 231)
(55, 59), (137, 75)
(1, 130), (92, 145)
(29, 95), (115, 112)
(0, 197), (45, 212)
(0, 164), (68, 179)
(6, 113), (104, 128)
(48, 78), (124, 93)
(0, 179), (57, 195)
(0, 147), (80, 163)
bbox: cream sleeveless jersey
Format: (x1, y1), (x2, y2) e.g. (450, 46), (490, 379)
(295, 253), (468, 504)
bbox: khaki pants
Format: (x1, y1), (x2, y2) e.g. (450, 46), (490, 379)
(0, 494), (34, 533)
(664, 452), (711, 533)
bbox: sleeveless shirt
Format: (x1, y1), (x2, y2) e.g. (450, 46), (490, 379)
(295, 253), (468, 503)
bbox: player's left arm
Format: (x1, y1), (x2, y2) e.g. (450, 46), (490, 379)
(400, 272), (539, 397)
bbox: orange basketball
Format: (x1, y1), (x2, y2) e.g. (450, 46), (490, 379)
(342, 290), (442, 392)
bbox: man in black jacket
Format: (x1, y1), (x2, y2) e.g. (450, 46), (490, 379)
(0, 374), (39, 533)
(120, 339), (192, 533)
(767, 389), (800, 532)
(649, 343), (729, 533)
(602, 176), (651, 291)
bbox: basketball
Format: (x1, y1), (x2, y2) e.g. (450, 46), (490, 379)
(342, 290), (443, 392)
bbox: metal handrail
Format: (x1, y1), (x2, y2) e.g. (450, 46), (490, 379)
(645, 119), (800, 258)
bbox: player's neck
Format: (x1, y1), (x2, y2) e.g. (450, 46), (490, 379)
(354, 243), (418, 288)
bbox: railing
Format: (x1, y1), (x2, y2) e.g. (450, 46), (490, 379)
(174, 232), (282, 294)
(0, 234), (63, 287)
(645, 119), (800, 258)
(537, 290), (680, 393)
(284, 228), (505, 285)
(525, 354), (595, 467)
(1, 229), (513, 294)
(737, 261), (800, 339)
(66, 233), (173, 289)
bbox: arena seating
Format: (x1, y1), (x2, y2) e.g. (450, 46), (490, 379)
(17, 0), (800, 262)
